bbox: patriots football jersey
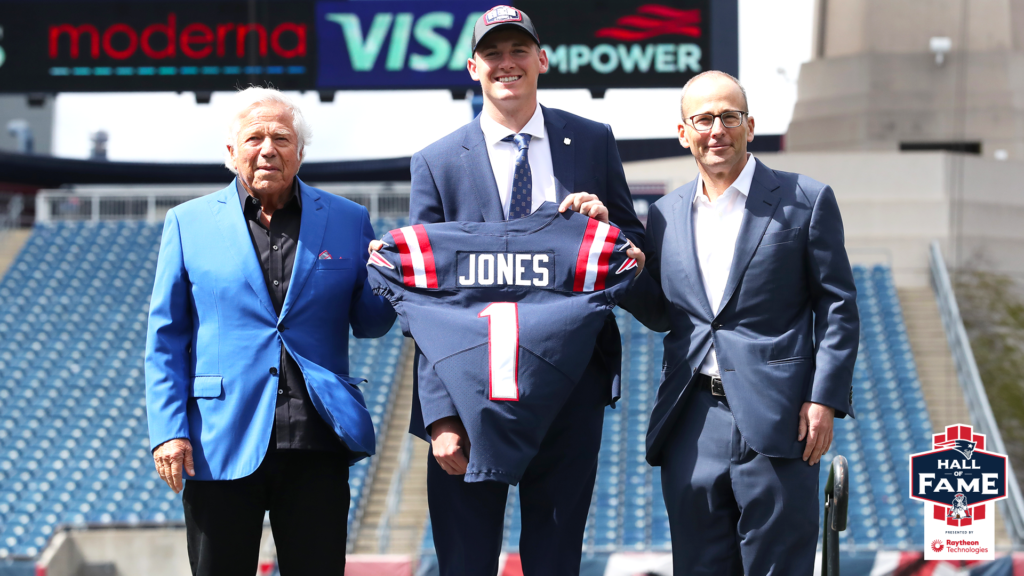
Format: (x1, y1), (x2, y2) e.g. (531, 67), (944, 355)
(367, 202), (637, 484)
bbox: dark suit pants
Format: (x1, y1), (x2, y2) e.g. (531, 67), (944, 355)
(182, 449), (350, 576)
(661, 388), (819, 576)
(427, 363), (607, 576)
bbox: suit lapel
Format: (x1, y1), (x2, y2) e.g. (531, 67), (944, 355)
(461, 118), (505, 222)
(718, 159), (782, 312)
(543, 106), (574, 202)
(280, 178), (326, 320)
(673, 179), (714, 320)
(209, 180), (275, 318)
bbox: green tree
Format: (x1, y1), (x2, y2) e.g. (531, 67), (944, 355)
(956, 270), (1024, 475)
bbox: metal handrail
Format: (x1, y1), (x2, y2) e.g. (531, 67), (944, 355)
(821, 455), (848, 576)
(928, 240), (1024, 545)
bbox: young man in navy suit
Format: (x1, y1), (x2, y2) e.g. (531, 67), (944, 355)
(390, 6), (646, 575)
(625, 71), (859, 575)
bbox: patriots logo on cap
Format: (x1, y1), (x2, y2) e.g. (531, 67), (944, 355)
(616, 258), (638, 274)
(318, 250), (332, 260)
(369, 252), (394, 269)
(485, 6), (523, 25)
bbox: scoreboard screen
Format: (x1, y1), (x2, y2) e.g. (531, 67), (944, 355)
(0, 0), (736, 93)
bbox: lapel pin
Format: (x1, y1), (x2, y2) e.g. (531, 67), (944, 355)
(564, 138), (571, 145)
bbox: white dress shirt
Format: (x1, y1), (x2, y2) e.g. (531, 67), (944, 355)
(694, 153), (756, 378)
(479, 104), (556, 219)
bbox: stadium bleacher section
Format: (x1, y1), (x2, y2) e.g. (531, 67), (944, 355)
(420, 264), (935, 556)
(0, 213), (940, 562)
(0, 218), (407, 559)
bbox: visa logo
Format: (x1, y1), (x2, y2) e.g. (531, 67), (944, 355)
(324, 11), (481, 73)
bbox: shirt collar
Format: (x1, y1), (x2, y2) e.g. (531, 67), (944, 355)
(236, 178), (302, 212)
(694, 153), (756, 205)
(480, 103), (545, 145)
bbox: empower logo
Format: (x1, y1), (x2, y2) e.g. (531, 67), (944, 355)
(595, 4), (700, 41)
(543, 3), (703, 76)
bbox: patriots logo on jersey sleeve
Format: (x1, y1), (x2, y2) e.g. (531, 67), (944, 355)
(368, 251), (394, 269)
(614, 240), (638, 274)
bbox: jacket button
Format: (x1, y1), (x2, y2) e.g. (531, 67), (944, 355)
(269, 367), (278, 376)
(712, 322), (722, 330)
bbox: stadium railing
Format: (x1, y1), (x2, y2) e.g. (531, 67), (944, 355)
(35, 183), (411, 223)
(822, 455), (848, 576)
(929, 240), (1024, 545)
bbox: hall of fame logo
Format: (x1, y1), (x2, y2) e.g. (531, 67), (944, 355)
(910, 424), (1008, 560)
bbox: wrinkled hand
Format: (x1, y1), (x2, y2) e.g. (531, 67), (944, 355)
(625, 239), (645, 277)
(153, 438), (194, 493)
(368, 240), (384, 253)
(430, 416), (471, 475)
(558, 193), (609, 223)
(798, 402), (834, 465)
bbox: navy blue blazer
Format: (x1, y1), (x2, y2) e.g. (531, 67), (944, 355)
(146, 179), (396, 479)
(407, 105), (645, 439)
(624, 159), (859, 464)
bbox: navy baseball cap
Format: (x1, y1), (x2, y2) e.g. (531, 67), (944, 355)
(471, 6), (541, 53)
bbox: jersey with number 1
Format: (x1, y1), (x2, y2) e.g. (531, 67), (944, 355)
(366, 202), (637, 484)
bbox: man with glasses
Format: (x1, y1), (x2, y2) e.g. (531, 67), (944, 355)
(624, 71), (859, 575)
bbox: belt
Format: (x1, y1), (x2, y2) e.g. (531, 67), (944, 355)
(696, 373), (726, 397)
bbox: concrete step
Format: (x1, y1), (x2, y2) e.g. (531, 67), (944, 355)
(0, 229), (30, 279)
(354, 339), (417, 555)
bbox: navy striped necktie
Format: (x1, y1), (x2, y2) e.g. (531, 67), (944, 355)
(502, 133), (532, 220)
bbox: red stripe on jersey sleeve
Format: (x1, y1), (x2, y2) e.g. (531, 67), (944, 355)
(594, 226), (620, 290)
(391, 230), (417, 287)
(573, 218), (600, 292)
(412, 224), (439, 289)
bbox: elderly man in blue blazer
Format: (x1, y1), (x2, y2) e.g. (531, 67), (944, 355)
(624, 71), (860, 575)
(145, 87), (395, 576)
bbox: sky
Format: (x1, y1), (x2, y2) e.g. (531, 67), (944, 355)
(50, 0), (815, 163)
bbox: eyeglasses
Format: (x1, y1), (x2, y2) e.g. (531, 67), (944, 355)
(686, 111), (748, 132)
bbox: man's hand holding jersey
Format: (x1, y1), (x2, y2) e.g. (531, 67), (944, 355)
(368, 194), (646, 276)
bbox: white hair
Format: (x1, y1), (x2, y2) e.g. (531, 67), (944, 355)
(224, 87), (312, 174)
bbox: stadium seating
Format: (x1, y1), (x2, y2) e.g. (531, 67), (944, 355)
(420, 264), (934, 555)
(0, 219), (407, 559)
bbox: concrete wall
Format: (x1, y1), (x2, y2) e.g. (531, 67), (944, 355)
(622, 151), (1024, 287)
(790, 0), (1024, 160)
(38, 527), (275, 576)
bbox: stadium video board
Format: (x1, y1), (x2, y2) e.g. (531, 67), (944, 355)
(0, 0), (736, 93)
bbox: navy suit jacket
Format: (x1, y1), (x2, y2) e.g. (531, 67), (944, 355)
(407, 105), (645, 439)
(145, 178), (396, 480)
(624, 159), (859, 465)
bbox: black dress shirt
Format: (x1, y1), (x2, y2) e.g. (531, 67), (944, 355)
(237, 180), (344, 453)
